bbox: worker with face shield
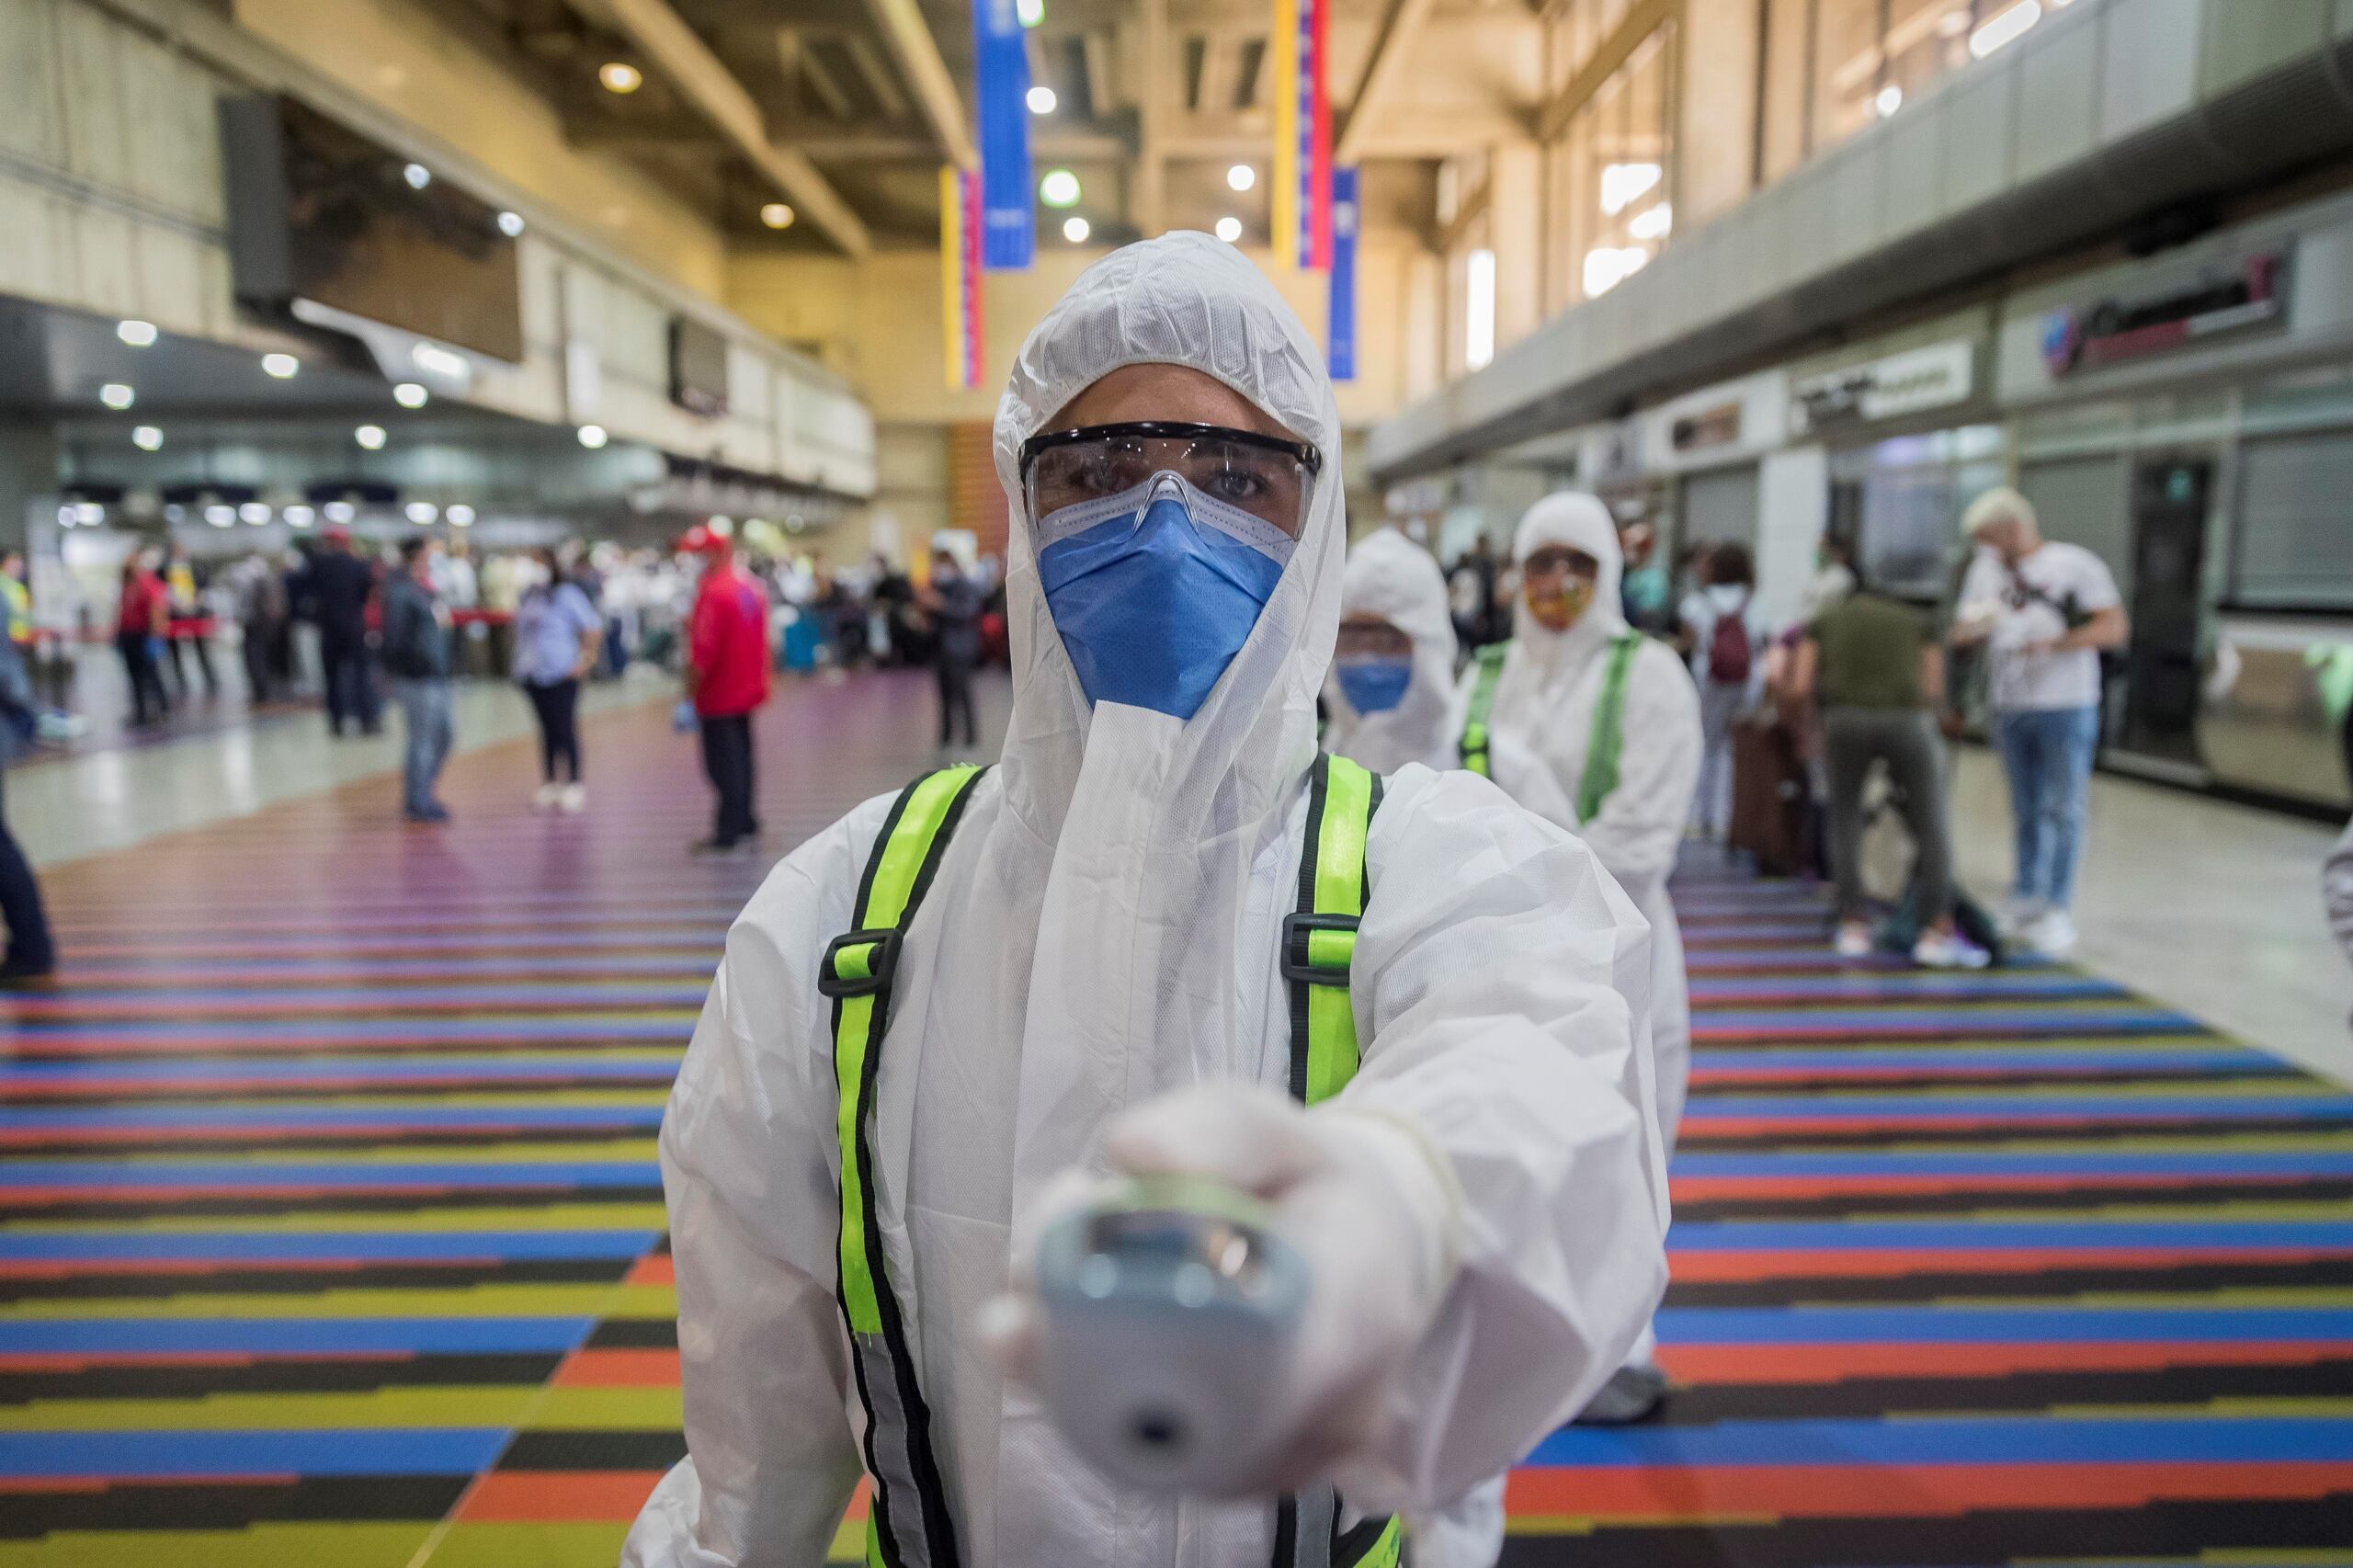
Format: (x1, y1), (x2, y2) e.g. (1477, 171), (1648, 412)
(1454, 493), (1701, 1423)
(623, 235), (1666, 1568)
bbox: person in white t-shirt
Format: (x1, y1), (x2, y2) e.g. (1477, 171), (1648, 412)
(1950, 487), (2129, 957)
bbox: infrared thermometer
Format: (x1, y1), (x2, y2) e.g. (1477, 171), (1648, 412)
(1032, 1175), (1309, 1494)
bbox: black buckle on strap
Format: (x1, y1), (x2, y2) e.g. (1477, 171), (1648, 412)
(818, 927), (904, 999)
(1280, 912), (1359, 985)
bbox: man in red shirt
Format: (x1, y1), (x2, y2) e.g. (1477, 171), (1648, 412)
(682, 528), (771, 856)
(114, 551), (172, 728)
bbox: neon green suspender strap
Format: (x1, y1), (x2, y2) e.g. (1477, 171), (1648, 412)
(1575, 631), (1643, 822)
(1456, 643), (1508, 778)
(824, 764), (988, 1568)
(1275, 754), (1404, 1568)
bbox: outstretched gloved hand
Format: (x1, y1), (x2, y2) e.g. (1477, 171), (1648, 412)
(985, 1080), (1462, 1499)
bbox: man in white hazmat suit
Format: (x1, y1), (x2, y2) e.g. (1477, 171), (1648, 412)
(1451, 492), (1700, 1423)
(622, 234), (1668, 1568)
(1324, 529), (1572, 831)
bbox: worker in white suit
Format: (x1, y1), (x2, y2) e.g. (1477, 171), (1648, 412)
(622, 234), (1668, 1568)
(1455, 491), (1700, 1423)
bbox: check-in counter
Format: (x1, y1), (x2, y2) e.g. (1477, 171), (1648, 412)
(2200, 615), (2353, 812)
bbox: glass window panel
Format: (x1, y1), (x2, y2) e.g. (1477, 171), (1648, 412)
(1813, 0), (1885, 154)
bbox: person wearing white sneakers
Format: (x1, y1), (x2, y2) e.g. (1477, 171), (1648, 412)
(511, 547), (602, 813)
(1790, 558), (1986, 971)
(1951, 490), (2127, 958)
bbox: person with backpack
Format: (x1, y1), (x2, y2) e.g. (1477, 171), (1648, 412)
(1951, 487), (2128, 957)
(1456, 489), (1701, 1426)
(1677, 541), (1764, 839)
(623, 235), (1668, 1568)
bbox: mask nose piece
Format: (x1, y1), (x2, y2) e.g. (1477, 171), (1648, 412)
(1146, 471), (1188, 508)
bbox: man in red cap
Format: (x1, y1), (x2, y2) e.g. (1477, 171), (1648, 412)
(681, 526), (770, 856)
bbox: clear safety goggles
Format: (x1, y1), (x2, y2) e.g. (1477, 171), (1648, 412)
(1019, 421), (1322, 539)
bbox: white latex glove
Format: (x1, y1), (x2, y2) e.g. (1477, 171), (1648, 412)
(986, 1081), (1462, 1497)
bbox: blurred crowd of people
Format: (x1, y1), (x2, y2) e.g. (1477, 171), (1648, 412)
(1431, 483), (2124, 969)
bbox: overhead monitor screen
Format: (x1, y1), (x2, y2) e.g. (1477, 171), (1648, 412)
(222, 95), (525, 364)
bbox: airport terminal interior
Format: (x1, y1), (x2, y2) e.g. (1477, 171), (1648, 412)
(6, 0), (2353, 1563)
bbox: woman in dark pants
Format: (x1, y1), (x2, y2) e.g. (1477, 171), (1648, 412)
(114, 554), (171, 728)
(511, 550), (603, 812)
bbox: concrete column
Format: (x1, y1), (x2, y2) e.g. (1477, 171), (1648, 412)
(1756, 443), (1828, 629)
(0, 424), (61, 556)
(1678, 0), (1764, 231)
(1488, 142), (1545, 353)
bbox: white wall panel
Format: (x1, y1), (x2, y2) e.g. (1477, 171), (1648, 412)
(2103, 0), (2203, 140)
(0, 0), (63, 164)
(1829, 142), (1881, 268)
(2016, 4), (2102, 185)
(1942, 61), (2018, 213)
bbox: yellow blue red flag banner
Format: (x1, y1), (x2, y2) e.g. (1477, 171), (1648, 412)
(941, 166), (984, 391)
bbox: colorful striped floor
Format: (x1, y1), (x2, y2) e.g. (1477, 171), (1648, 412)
(4, 669), (2349, 1566)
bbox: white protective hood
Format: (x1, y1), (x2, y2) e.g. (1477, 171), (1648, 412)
(626, 241), (1667, 1568)
(1477, 490), (1700, 1144)
(1322, 528), (1460, 775)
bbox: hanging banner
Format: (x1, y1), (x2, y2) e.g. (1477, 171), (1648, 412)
(1271, 0), (1332, 271)
(971, 0), (1035, 271)
(1327, 165), (1358, 381)
(940, 166), (984, 391)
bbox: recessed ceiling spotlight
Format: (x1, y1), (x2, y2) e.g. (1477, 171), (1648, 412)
(132, 425), (163, 451)
(393, 382), (429, 409)
(355, 424), (388, 450)
(116, 319), (157, 347)
(262, 353), (300, 380)
(99, 382), (135, 410)
(599, 61), (642, 94)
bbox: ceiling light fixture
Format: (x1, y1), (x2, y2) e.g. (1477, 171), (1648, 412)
(599, 61), (642, 95)
(355, 424), (387, 450)
(1063, 215), (1091, 243)
(578, 424), (608, 449)
(1214, 216), (1243, 244)
(1039, 168), (1081, 208)
(284, 505), (315, 528)
(262, 353), (300, 380)
(240, 501), (271, 525)
(99, 382), (135, 410)
(1874, 84), (1904, 117)
(403, 163), (431, 190)
(405, 501), (438, 524)
(73, 502), (104, 527)
(1027, 85), (1056, 115)
(445, 504), (476, 527)
(131, 425), (164, 451)
(1227, 164), (1256, 192)
(497, 210), (526, 238)
(324, 500), (357, 524)
(116, 319), (157, 347)
(393, 381), (429, 409)
(1970, 0), (2041, 59)
(760, 202), (796, 230)
(205, 504), (234, 528)
(1016, 0), (1044, 25)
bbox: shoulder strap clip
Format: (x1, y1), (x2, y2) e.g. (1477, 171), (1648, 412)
(1279, 911), (1358, 986)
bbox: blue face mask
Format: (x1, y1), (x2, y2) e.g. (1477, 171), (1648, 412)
(1335, 657), (1413, 715)
(1035, 472), (1294, 720)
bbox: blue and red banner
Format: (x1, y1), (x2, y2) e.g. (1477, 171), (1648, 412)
(941, 167), (983, 391)
(1272, 0), (1332, 272)
(971, 0), (1035, 270)
(1327, 165), (1358, 380)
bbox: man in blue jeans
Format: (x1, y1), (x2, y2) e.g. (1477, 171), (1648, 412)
(1952, 488), (2128, 957)
(382, 537), (457, 824)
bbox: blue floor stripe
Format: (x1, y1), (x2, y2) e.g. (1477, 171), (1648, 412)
(0, 1230), (660, 1262)
(1682, 1094), (2353, 1120)
(0, 1317), (596, 1353)
(1527, 1415), (2353, 1468)
(1697, 1006), (2201, 1031)
(1689, 1046), (2282, 1073)
(0, 1054), (680, 1085)
(1668, 1220), (2353, 1250)
(0, 1429), (514, 1478)
(1691, 976), (2127, 1001)
(0, 1104), (668, 1131)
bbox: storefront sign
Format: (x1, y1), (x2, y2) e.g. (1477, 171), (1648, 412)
(1790, 339), (1975, 437)
(1670, 402), (1744, 452)
(2041, 250), (2289, 377)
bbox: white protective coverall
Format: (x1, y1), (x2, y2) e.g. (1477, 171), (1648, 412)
(1457, 493), (1700, 1146)
(1324, 529), (1573, 831)
(622, 234), (1668, 1568)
